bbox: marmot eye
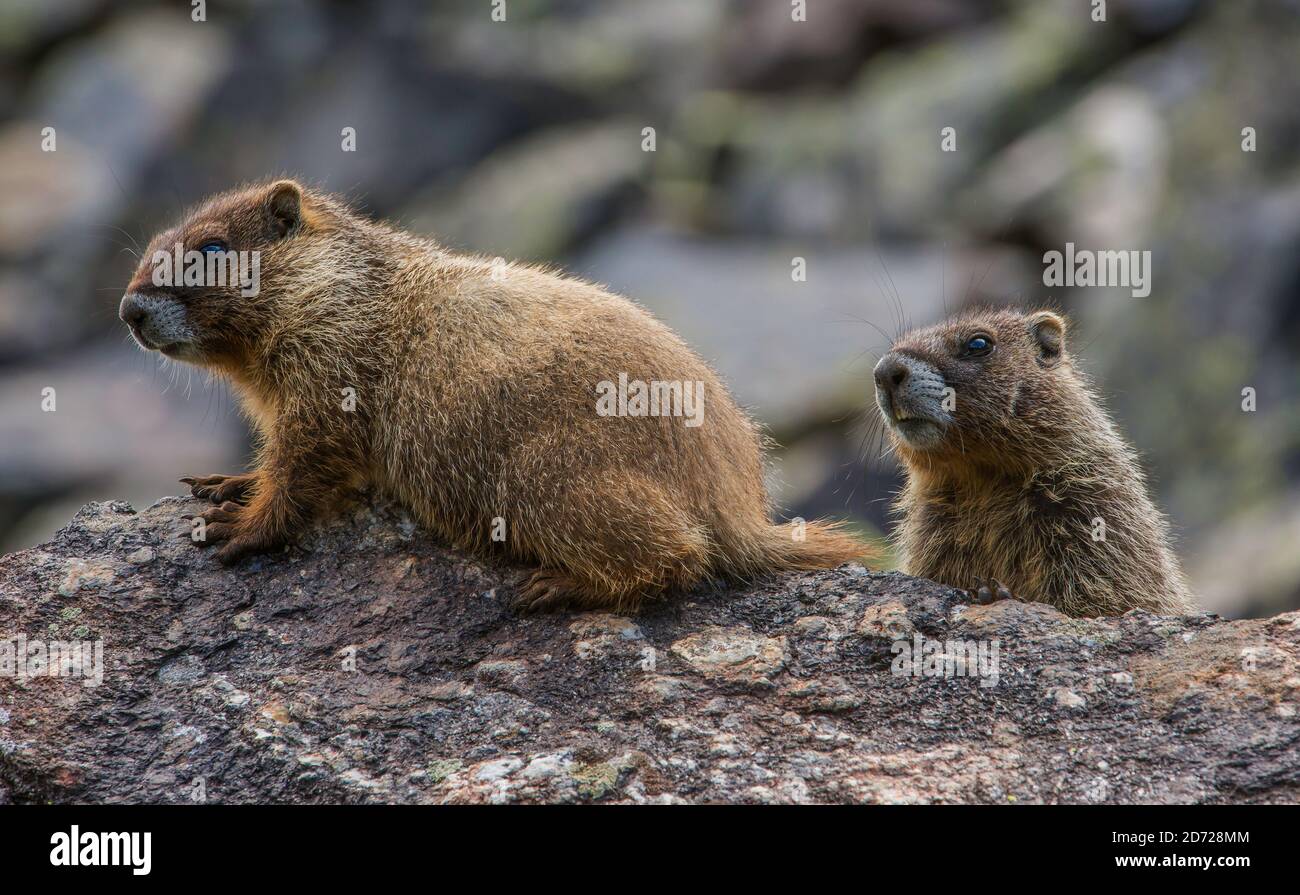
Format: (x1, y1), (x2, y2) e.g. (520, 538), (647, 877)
(198, 240), (227, 254)
(965, 335), (993, 355)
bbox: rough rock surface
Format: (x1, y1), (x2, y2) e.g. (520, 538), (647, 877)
(0, 496), (1297, 805)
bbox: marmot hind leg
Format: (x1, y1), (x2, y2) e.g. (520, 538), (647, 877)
(509, 504), (714, 614)
(513, 569), (658, 614)
(512, 542), (709, 613)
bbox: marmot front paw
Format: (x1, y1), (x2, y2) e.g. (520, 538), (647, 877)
(181, 473), (258, 505)
(184, 501), (282, 565)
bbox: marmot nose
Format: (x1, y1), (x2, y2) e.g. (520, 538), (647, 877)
(874, 354), (910, 395)
(119, 293), (146, 328)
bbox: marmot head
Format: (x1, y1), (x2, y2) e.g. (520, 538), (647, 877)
(873, 308), (1074, 468)
(118, 178), (327, 368)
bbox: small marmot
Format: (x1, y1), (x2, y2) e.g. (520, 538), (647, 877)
(872, 307), (1195, 616)
(118, 178), (869, 611)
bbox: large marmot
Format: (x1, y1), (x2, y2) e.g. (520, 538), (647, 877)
(119, 179), (869, 611)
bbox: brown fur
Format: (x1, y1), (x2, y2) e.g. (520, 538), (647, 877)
(874, 308), (1195, 616)
(123, 179), (870, 611)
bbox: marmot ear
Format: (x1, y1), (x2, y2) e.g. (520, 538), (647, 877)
(1028, 311), (1066, 367)
(266, 180), (303, 239)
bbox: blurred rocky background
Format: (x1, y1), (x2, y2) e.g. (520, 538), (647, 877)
(0, 0), (1296, 618)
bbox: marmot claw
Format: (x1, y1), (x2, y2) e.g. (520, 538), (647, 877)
(968, 577), (1015, 605)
